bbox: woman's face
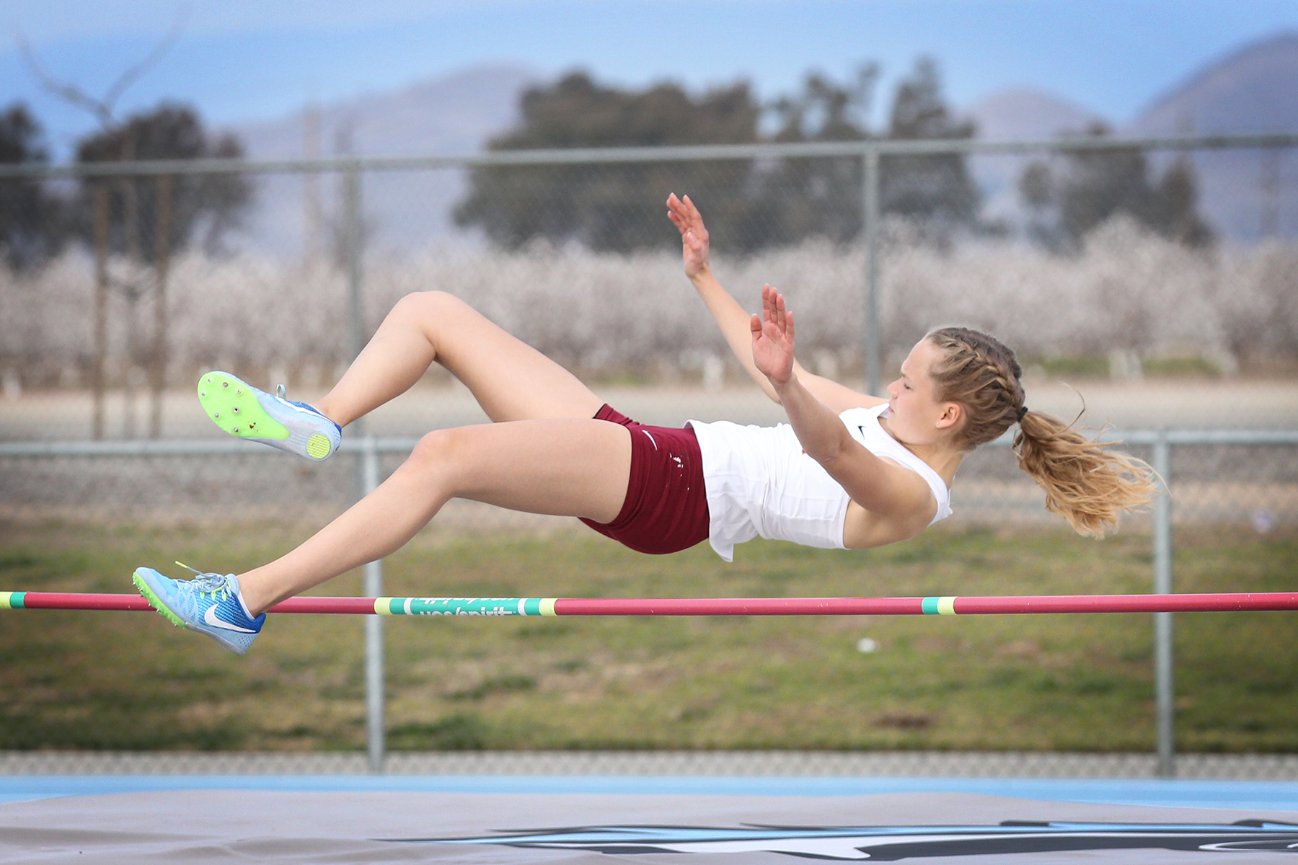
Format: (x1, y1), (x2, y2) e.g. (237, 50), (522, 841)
(885, 338), (958, 444)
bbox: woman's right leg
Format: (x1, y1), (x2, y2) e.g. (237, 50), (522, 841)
(314, 291), (604, 427)
(134, 414), (634, 651)
(235, 416), (633, 614)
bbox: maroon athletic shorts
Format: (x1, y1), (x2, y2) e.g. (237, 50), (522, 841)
(579, 404), (710, 555)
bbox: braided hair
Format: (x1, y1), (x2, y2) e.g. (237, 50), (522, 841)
(925, 327), (1158, 538)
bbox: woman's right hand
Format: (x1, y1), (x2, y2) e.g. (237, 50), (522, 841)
(666, 192), (710, 280)
(751, 284), (796, 388)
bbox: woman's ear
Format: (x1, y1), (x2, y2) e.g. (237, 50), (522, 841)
(936, 402), (963, 430)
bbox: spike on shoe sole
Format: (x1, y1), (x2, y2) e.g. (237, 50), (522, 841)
(198, 372), (291, 442)
(196, 371), (339, 461)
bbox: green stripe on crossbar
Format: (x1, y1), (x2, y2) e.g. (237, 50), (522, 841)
(921, 596), (957, 615)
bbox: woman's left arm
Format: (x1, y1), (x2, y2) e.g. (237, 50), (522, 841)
(752, 285), (849, 457)
(755, 285), (931, 522)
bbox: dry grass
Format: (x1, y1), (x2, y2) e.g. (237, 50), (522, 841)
(2, 518), (1294, 754)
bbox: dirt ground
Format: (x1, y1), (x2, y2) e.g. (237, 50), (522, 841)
(2, 377), (1296, 442)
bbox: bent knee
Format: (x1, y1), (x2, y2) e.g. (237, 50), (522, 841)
(394, 289), (468, 322)
(408, 426), (455, 466)
(404, 426), (480, 478)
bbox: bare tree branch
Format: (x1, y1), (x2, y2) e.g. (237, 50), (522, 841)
(102, 9), (189, 112)
(16, 7), (189, 131)
(17, 35), (113, 127)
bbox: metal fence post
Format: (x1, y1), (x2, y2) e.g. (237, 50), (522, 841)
(360, 438), (385, 773)
(341, 161), (386, 773)
(1153, 432), (1174, 778)
(862, 146), (881, 397)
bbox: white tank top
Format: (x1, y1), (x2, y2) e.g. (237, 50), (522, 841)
(688, 403), (952, 562)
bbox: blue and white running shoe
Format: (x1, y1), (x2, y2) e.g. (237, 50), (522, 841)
(198, 371), (341, 461)
(133, 565), (265, 655)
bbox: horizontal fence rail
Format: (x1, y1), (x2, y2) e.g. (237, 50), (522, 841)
(2, 429), (1296, 457)
(2, 132), (1296, 180)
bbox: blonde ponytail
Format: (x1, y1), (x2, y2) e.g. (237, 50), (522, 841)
(1013, 409), (1158, 538)
(926, 326), (1159, 538)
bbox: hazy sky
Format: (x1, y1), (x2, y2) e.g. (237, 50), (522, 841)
(4, 0), (1296, 157)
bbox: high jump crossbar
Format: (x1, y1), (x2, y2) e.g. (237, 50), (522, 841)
(3, 591), (1297, 617)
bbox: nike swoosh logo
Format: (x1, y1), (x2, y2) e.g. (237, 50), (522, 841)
(203, 605), (256, 633)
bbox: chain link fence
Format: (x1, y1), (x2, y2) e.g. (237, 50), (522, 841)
(1, 136), (1296, 777)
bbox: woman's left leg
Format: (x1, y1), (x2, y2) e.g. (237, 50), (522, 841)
(234, 417), (633, 614)
(315, 290), (606, 428)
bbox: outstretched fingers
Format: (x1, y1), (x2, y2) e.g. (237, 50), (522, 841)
(667, 192), (710, 277)
(666, 191), (699, 227)
(762, 284), (794, 341)
(752, 284), (796, 385)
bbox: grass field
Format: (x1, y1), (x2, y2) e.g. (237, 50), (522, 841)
(2, 518), (1294, 755)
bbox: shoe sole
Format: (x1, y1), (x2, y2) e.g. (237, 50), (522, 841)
(197, 372), (335, 461)
(132, 568), (188, 630)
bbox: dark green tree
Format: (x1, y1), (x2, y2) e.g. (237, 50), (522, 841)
(881, 57), (979, 237)
(457, 60), (980, 252)
(454, 72), (761, 252)
(0, 104), (66, 271)
(1018, 159), (1065, 251)
(1152, 156), (1214, 246)
(752, 59), (978, 246)
(1058, 125), (1154, 242)
(749, 65), (878, 246)
(1020, 124), (1214, 249)
(74, 102), (251, 259)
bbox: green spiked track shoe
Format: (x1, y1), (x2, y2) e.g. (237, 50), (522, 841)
(198, 371), (341, 461)
(133, 565), (265, 656)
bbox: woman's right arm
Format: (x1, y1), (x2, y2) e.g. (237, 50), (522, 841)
(666, 193), (882, 412)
